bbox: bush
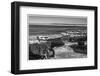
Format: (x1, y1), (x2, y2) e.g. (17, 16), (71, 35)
(69, 44), (87, 54)
(47, 38), (64, 48)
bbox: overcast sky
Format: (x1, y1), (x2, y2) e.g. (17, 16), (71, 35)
(28, 14), (87, 25)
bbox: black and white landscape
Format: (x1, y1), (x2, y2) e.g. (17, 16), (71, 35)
(28, 15), (87, 60)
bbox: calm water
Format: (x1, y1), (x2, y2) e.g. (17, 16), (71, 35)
(29, 25), (87, 36)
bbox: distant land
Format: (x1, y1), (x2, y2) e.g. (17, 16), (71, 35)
(29, 23), (87, 26)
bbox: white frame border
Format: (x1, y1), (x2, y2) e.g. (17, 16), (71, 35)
(20, 6), (95, 70)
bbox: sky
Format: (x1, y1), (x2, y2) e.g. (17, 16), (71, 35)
(28, 14), (87, 25)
